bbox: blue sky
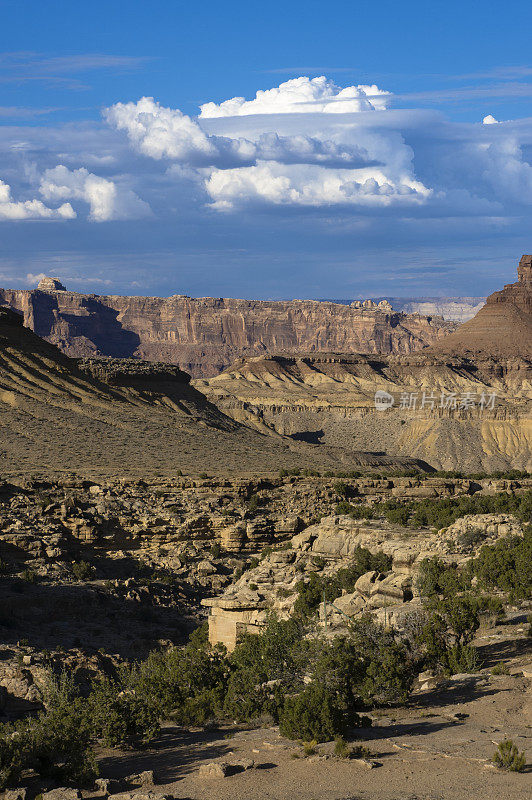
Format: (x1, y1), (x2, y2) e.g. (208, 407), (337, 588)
(1, 0), (532, 298)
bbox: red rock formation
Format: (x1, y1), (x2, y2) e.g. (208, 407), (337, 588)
(430, 255), (532, 359)
(0, 287), (456, 377)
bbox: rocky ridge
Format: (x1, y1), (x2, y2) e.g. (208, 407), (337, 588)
(197, 350), (532, 471)
(0, 471), (529, 695)
(430, 254), (532, 358)
(0, 284), (457, 377)
(203, 508), (528, 650)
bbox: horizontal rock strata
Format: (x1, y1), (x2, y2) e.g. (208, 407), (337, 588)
(0, 287), (457, 377)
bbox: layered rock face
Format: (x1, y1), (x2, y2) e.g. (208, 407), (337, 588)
(198, 351), (532, 471)
(203, 506), (528, 650)
(198, 257), (532, 471)
(430, 254), (532, 358)
(0, 287), (457, 377)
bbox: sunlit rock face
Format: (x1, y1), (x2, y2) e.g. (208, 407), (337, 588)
(430, 255), (532, 359)
(0, 284), (456, 377)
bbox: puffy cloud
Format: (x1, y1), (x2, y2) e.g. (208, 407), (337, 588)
(105, 96), (216, 161)
(39, 165), (151, 221)
(199, 76), (391, 117)
(483, 114), (499, 124)
(0, 179), (75, 220)
(205, 163), (431, 210)
(7, 73), (532, 234)
(104, 90), (424, 213)
(104, 96), (376, 169)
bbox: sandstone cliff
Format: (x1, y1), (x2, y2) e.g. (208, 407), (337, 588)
(0, 286), (457, 377)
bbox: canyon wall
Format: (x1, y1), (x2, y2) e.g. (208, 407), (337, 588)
(0, 286), (457, 377)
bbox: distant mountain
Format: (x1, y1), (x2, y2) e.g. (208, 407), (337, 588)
(199, 256), (532, 471)
(0, 306), (426, 477)
(322, 297), (486, 322)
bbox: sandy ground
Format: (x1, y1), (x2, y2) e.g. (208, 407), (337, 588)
(98, 633), (532, 800)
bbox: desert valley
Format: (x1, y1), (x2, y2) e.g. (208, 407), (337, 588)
(0, 252), (529, 800)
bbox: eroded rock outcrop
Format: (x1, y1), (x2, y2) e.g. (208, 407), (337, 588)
(203, 509), (527, 650)
(430, 254), (532, 359)
(197, 349), (532, 471)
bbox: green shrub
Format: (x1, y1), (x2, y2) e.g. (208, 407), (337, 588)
(333, 482), (356, 499)
(415, 594), (495, 674)
(445, 643), (480, 674)
(0, 724), (32, 789)
(71, 561), (94, 581)
(470, 527), (532, 599)
(136, 638), (226, 726)
(333, 736), (350, 758)
(247, 494), (262, 513)
(385, 506), (411, 526)
(491, 661), (510, 675)
(457, 528), (486, 549)
(334, 501), (374, 519)
(0, 672), (97, 789)
(279, 683), (353, 742)
(416, 556), (466, 598)
(492, 739), (526, 772)
(223, 617), (306, 722)
(210, 542), (222, 559)
(89, 666), (161, 747)
(380, 490), (532, 531)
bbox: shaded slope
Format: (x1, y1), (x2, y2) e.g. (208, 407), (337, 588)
(0, 307), (427, 477)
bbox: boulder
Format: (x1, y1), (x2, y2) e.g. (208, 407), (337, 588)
(42, 789), (82, 800)
(5, 789), (27, 800)
(197, 761), (229, 779)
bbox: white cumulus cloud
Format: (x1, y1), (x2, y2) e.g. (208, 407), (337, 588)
(103, 86), (425, 213)
(205, 163), (431, 210)
(39, 165), (151, 221)
(199, 76), (391, 117)
(104, 96), (376, 170)
(0, 179), (75, 221)
(483, 114), (499, 124)
(105, 96), (216, 161)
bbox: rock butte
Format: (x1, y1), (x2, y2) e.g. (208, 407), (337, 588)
(429, 254), (532, 359)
